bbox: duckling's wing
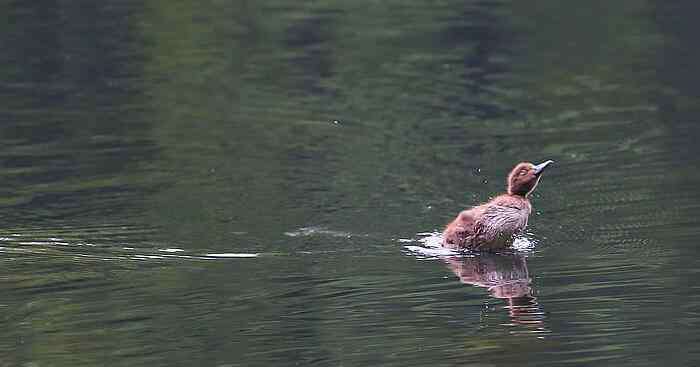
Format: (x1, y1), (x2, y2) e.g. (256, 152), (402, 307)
(474, 204), (529, 248)
(442, 210), (478, 248)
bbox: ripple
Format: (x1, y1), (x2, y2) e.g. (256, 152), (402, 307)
(283, 226), (361, 238)
(203, 253), (260, 258)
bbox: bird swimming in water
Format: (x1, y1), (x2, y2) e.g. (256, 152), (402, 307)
(442, 160), (554, 251)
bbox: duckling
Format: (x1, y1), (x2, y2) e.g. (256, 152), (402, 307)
(442, 160), (553, 251)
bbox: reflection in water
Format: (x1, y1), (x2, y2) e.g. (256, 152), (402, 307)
(444, 253), (547, 333)
(1, 0), (700, 365)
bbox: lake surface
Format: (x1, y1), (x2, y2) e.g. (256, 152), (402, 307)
(1, 1), (700, 366)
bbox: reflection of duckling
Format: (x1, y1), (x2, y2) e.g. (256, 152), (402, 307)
(444, 253), (546, 328)
(443, 161), (553, 250)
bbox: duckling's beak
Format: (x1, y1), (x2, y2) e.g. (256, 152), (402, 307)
(533, 160), (554, 176)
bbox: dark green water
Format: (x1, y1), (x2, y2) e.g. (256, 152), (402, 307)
(1, 1), (700, 366)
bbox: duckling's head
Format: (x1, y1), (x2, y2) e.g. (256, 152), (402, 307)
(507, 160), (554, 197)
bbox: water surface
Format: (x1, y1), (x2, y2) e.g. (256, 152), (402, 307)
(1, 1), (700, 366)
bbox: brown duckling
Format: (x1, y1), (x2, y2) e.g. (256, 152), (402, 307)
(442, 160), (553, 251)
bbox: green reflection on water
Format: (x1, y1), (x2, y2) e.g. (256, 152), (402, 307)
(0, 0), (700, 366)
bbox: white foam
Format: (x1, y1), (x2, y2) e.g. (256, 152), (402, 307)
(403, 230), (537, 257)
(511, 236), (537, 252)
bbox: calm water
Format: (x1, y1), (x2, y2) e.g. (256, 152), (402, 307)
(1, 1), (700, 366)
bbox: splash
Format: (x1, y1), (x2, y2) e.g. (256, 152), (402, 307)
(401, 230), (538, 257)
(401, 231), (460, 258)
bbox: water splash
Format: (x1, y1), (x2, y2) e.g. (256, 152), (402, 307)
(401, 230), (538, 256)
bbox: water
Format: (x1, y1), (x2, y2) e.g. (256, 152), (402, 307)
(1, 0), (700, 366)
